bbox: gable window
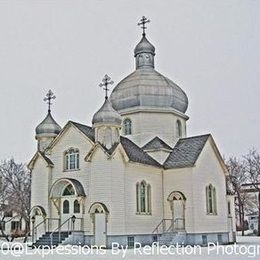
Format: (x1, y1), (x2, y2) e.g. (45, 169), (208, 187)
(123, 119), (132, 135)
(63, 200), (70, 214)
(176, 120), (182, 138)
(206, 184), (217, 215)
(63, 184), (75, 196)
(74, 200), (80, 213)
(136, 181), (151, 214)
(64, 148), (79, 171)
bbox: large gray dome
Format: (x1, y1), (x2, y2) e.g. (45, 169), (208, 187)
(92, 99), (122, 126)
(35, 112), (61, 137)
(110, 68), (188, 113)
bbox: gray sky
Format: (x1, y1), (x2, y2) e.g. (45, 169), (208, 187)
(0, 0), (259, 163)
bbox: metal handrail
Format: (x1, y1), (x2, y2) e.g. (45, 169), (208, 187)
(49, 216), (83, 246)
(152, 218), (185, 234)
(32, 218), (60, 244)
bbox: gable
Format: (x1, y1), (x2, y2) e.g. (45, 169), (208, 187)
(47, 121), (94, 151)
(28, 151), (54, 170)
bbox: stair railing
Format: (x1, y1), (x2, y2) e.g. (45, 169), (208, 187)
(32, 218), (60, 244)
(152, 218), (185, 235)
(49, 216), (83, 246)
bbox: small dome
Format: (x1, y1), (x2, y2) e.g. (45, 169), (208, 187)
(92, 99), (122, 126)
(35, 112), (61, 137)
(134, 35), (155, 57)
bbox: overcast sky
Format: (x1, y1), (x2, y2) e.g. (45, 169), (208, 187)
(0, 0), (259, 163)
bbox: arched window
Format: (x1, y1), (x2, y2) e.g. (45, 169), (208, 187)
(206, 184), (217, 215)
(74, 200), (80, 213)
(123, 119), (132, 135)
(64, 148), (79, 171)
(62, 184), (75, 196)
(136, 181), (151, 214)
(63, 200), (70, 214)
(176, 120), (182, 138)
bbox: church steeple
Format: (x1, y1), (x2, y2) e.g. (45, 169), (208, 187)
(134, 16), (155, 69)
(35, 90), (61, 151)
(92, 75), (121, 149)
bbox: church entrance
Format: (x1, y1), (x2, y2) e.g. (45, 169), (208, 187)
(168, 191), (186, 231)
(89, 202), (109, 247)
(49, 178), (86, 232)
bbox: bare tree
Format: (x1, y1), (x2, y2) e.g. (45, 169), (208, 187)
(0, 159), (31, 241)
(244, 149), (260, 236)
(226, 157), (248, 236)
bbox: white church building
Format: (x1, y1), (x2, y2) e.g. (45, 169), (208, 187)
(28, 17), (236, 247)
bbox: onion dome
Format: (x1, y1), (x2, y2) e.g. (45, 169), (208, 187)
(92, 99), (122, 126)
(110, 35), (188, 114)
(35, 112), (61, 137)
(134, 35), (155, 57)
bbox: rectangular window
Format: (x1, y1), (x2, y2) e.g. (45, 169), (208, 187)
(218, 234), (223, 244)
(11, 221), (21, 231)
(202, 235), (207, 245)
(127, 236), (135, 248)
(0, 221), (5, 231)
(65, 150), (79, 171)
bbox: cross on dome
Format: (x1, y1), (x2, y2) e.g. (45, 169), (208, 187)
(138, 16), (150, 36)
(43, 90), (56, 113)
(99, 74), (114, 100)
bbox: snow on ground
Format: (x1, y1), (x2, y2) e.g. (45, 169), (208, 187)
(1, 236), (260, 260)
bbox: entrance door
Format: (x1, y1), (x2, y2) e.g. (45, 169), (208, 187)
(94, 213), (106, 246)
(168, 191), (186, 231)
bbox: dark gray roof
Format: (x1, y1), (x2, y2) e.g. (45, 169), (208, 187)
(67, 178), (86, 197)
(164, 134), (210, 169)
(70, 121), (95, 142)
(120, 136), (161, 168)
(142, 136), (172, 151)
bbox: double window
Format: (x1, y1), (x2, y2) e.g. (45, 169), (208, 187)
(62, 199), (81, 214)
(64, 148), (79, 171)
(206, 184), (217, 215)
(136, 181), (151, 214)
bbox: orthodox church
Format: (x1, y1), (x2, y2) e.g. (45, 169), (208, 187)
(28, 17), (236, 247)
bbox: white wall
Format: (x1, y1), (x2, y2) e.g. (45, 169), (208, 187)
(121, 111), (187, 147)
(191, 140), (229, 233)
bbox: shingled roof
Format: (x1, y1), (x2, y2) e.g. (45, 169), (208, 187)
(142, 136), (172, 151)
(120, 136), (161, 168)
(164, 134), (210, 169)
(70, 121), (95, 142)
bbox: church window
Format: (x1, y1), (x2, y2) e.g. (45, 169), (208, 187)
(206, 184), (217, 215)
(11, 221), (21, 231)
(63, 184), (75, 196)
(176, 120), (182, 138)
(63, 200), (70, 214)
(123, 119), (132, 135)
(136, 181), (151, 214)
(64, 148), (79, 171)
(74, 200), (80, 213)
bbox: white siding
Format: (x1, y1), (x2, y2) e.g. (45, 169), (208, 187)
(191, 140), (229, 233)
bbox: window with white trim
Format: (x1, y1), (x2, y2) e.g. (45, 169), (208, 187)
(136, 181), (151, 214)
(176, 120), (182, 138)
(64, 148), (79, 171)
(206, 184), (217, 215)
(123, 118), (132, 135)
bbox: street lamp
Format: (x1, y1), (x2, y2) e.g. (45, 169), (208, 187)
(31, 216), (35, 243)
(71, 215), (76, 232)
